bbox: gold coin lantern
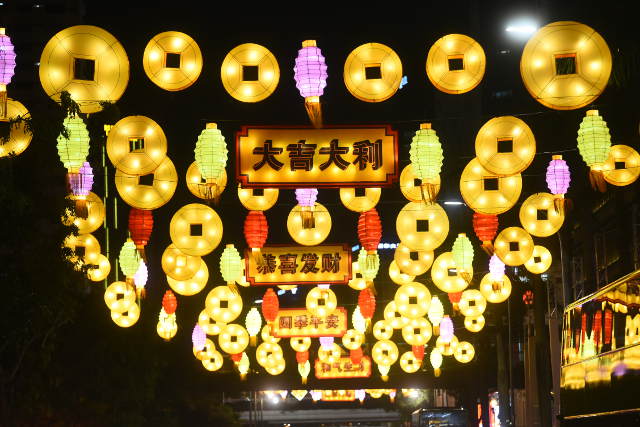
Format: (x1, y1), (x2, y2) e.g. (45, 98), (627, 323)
(464, 315), (485, 333)
(187, 162), (227, 200)
(520, 21), (612, 110)
(107, 115), (167, 176)
(0, 99), (32, 158)
(399, 164), (441, 203)
(431, 251), (472, 293)
(238, 186), (279, 211)
(458, 289), (487, 318)
(343, 42), (402, 103)
(104, 281), (135, 313)
(394, 243), (434, 276)
(384, 301), (410, 330)
(602, 145), (640, 186)
(265, 358), (286, 375)
(396, 202), (449, 251)
(426, 34), (486, 94)
(63, 191), (105, 234)
(475, 116), (536, 175)
(339, 187), (381, 212)
(318, 343), (342, 364)
(167, 259), (209, 296)
(454, 341), (475, 363)
(143, 31), (202, 91)
(220, 43), (280, 103)
(388, 260), (415, 285)
(394, 282), (431, 319)
(87, 254), (111, 282)
(256, 342), (284, 368)
(371, 339), (399, 366)
(290, 336), (312, 352)
(460, 158), (522, 215)
(63, 233), (101, 267)
(400, 351), (422, 373)
(373, 320), (394, 340)
(114, 156), (177, 210)
(287, 203), (331, 246)
(436, 334), (459, 356)
(519, 192), (564, 237)
(305, 286), (337, 317)
(525, 245), (553, 274)
(39, 25), (129, 114)
(161, 244), (202, 281)
(494, 227), (534, 266)
(218, 324), (249, 355)
(401, 317), (432, 346)
(202, 350), (224, 371)
(111, 302), (140, 328)
(194, 338), (216, 361)
(348, 261), (368, 291)
(205, 285), (243, 324)
(261, 325), (280, 344)
(169, 203), (223, 256)
(198, 310), (223, 336)
(479, 273), (512, 304)
(342, 329), (365, 350)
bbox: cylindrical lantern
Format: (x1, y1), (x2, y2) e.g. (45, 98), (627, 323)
(0, 28), (16, 119)
(192, 324), (206, 352)
(472, 213), (498, 254)
(68, 161), (93, 219)
(358, 288), (376, 324)
(427, 296), (444, 335)
(546, 155), (571, 213)
(409, 123), (443, 203)
(262, 288), (279, 325)
(295, 188), (318, 229)
(119, 238), (140, 284)
(577, 110), (611, 192)
(430, 348), (443, 377)
(350, 347), (363, 364)
(128, 208), (153, 261)
(319, 336), (334, 349)
(358, 248), (380, 284)
(162, 290), (177, 314)
(294, 40), (328, 128)
(220, 244), (243, 294)
(448, 293), (462, 312)
(439, 315), (454, 343)
(358, 209), (382, 279)
(245, 307), (262, 346)
(194, 123), (228, 201)
(244, 210), (268, 265)
(352, 306), (367, 333)
(57, 115), (90, 173)
(489, 254), (505, 281)
(133, 260), (148, 298)
(157, 307), (177, 341)
(451, 233), (474, 283)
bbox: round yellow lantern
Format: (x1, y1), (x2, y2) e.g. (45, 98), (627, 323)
(525, 245), (553, 274)
(384, 301), (410, 329)
(306, 286), (337, 317)
(143, 31), (202, 91)
(114, 156), (177, 210)
(348, 261), (368, 290)
(87, 254), (111, 282)
(194, 338), (216, 361)
(342, 329), (365, 350)
(372, 340), (399, 366)
(400, 351), (421, 373)
(290, 336), (312, 352)
(202, 350), (224, 372)
(111, 302), (140, 328)
(62, 192), (105, 234)
(475, 116), (536, 175)
(63, 233), (101, 267)
(161, 243), (201, 281)
(431, 252), (472, 293)
(265, 358), (286, 375)
(198, 310), (223, 336)
(221, 43), (279, 103)
(287, 203), (331, 246)
(373, 320), (394, 340)
(454, 341), (475, 363)
(169, 203), (223, 256)
(394, 243), (434, 276)
(238, 186), (279, 211)
(399, 164), (441, 203)
(167, 259), (208, 296)
(256, 342), (284, 368)
(519, 192), (564, 237)
(401, 317), (432, 346)
(426, 34), (485, 94)
(339, 187), (381, 212)
(460, 158), (522, 215)
(343, 42), (402, 103)
(465, 315), (485, 333)
(0, 98), (32, 158)
(107, 116), (167, 176)
(394, 282), (431, 319)
(396, 202), (449, 251)
(39, 25), (129, 114)
(494, 227), (534, 266)
(157, 308), (178, 341)
(218, 324), (249, 355)
(318, 343), (342, 364)
(261, 325), (280, 344)
(520, 21), (612, 110)
(187, 162), (227, 200)
(479, 273), (512, 303)
(205, 285), (243, 324)
(388, 260), (415, 285)
(458, 289), (487, 317)
(436, 334), (459, 356)
(602, 145), (640, 186)
(104, 281), (136, 313)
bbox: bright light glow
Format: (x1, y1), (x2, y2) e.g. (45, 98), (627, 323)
(505, 19), (538, 37)
(444, 201), (464, 205)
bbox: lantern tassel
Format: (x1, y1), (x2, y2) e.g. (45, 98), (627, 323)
(228, 281), (239, 295)
(252, 248), (265, 267)
(553, 195), (564, 214)
(420, 180), (439, 205)
(481, 241), (494, 255)
(382, 375), (389, 382)
(204, 182), (221, 206)
(74, 198), (89, 219)
(434, 325), (440, 336)
(136, 286), (146, 299)
(434, 368), (441, 377)
(589, 168), (607, 193)
(304, 96), (323, 129)
(460, 271), (472, 284)
(301, 375), (307, 385)
(300, 206), (315, 229)
(250, 335), (257, 347)
(0, 88), (7, 120)
(136, 245), (148, 263)
(240, 372), (247, 381)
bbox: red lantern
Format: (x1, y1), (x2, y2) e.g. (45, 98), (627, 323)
(523, 290), (534, 306)
(244, 211), (268, 265)
(231, 352), (243, 363)
(129, 208), (153, 260)
(604, 308), (613, 345)
(358, 208), (382, 253)
(350, 347), (363, 365)
(296, 350), (309, 364)
(262, 288), (279, 324)
(593, 310), (602, 348)
(412, 345), (425, 361)
(358, 288), (376, 320)
(448, 292), (462, 311)
(162, 290), (177, 314)
(472, 212), (498, 254)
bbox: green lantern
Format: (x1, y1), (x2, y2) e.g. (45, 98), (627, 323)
(56, 114), (90, 172)
(119, 238), (140, 280)
(194, 123), (228, 200)
(452, 233), (473, 283)
(577, 110), (611, 192)
(220, 244), (242, 293)
(409, 123), (443, 202)
(358, 248), (379, 283)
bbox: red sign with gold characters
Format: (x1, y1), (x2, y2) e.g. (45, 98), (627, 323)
(245, 244), (351, 286)
(272, 307), (347, 338)
(236, 125), (398, 188)
(315, 356), (372, 379)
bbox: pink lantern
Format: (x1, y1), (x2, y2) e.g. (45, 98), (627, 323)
(319, 336), (334, 349)
(192, 324), (206, 351)
(133, 261), (148, 298)
(296, 188), (318, 229)
(293, 40), (327, 128)
(68, 161), (94, 219)
(489, 254), (505, 281)
(0, 28), (16, 119)
(546, 155), (571, 212)
(355, 389), (366, 403)
(440, 316), (454, 343)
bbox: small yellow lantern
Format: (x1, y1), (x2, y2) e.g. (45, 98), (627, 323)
(352, 306), (367, 333)
(166, 259), (208, 296)
(393, 243), (434, 276)
(459, 158), (522, 215)
(396, 202), (449, 251)
(384, 301), (410, 330)
(525, 245), (553, 274)
(431, 252), (472, 293)
(245, 307), (263, 346)
(238, 352), (250, 380)
(373, 320), (394, 341)
(479, 273), (512, 303)
(394, 282), (431, 319)
(205, 285), (243, 324)
(458, 289), (487, 318)
(218, 324), (249, 355)
(454, 341), (475, 363)
(400, 351), (421, 373)
(494, 227), (534, 266)
(306, 286), (337, 317)
(342, 329), (365, 350)
(157, 308), (178, 341)
(464, 315), (485, 333)
(388, 261), (415, 285)
(519, 192), (564, 237)
(427, 296), (444, 335)
(169, 203), (223, 256)
(298, 360), (311, 384)
(287, 203), (331, 246)
(401, 317), (432, 346)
